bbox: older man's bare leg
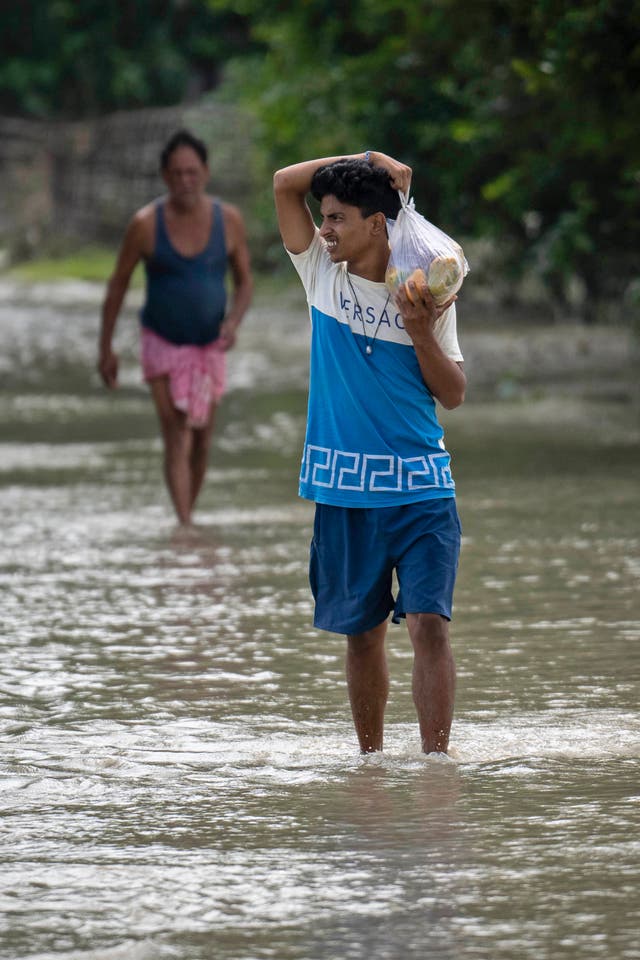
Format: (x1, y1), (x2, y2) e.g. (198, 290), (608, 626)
(149, 376), (194, 525)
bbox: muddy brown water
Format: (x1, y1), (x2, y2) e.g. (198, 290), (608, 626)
(1, 281), (638, 959)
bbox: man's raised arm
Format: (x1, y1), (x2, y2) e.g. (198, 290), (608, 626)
(273, 152), (412, 255)
(273, 157), (340, 255)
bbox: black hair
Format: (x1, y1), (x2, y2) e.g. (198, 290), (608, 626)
(310, 158), (401, 219)
(160, 129), (208, 170)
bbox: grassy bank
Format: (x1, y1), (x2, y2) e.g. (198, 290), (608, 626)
(6, 246), (137, 285)
(4, 246), (290, 300)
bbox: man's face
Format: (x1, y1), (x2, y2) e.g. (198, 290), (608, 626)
(319, 195), (374, 263)
(162, 146), (209, 204)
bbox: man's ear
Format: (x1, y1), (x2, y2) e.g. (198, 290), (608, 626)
(369, 212), (387, 235)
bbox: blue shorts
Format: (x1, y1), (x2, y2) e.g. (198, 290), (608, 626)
(309, 497), (462, 635)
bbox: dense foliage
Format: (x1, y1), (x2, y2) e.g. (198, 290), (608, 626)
(210, 0), (640, 321)
(0, 0), (254, 117)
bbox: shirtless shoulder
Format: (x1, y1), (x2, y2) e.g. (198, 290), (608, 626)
(127, 202), (157, 259)
(220, 201), (247, 253)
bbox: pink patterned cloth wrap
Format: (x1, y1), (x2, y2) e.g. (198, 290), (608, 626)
(141, 327), (226, 428)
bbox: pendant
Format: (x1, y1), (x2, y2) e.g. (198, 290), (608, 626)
(365, 345), (372, 355)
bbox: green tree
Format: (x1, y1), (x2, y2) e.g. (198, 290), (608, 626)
(211, 0), (640, 321)
(0, 0), (255, 117)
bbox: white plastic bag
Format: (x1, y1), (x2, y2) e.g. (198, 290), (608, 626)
(386, 191), (469, 306)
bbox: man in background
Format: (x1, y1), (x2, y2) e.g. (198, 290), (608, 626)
(99, 129), (253, 526)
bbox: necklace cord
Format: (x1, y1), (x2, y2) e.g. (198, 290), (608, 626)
(345, 272), (391, 356)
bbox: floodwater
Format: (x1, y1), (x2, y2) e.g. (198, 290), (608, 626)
(1, 280), (639, 960)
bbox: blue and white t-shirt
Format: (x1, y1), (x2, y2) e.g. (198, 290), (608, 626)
(288, 229), (463, 508)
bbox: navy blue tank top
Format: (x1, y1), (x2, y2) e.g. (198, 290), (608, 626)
(141, 200), (227, 345)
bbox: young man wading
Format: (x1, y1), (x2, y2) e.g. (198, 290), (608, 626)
(273, 152), (466, 755)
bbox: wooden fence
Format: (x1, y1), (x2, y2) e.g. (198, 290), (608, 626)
(0, 100), (254, 260)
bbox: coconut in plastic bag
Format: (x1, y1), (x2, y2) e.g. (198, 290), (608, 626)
(385, 191), (469, 306)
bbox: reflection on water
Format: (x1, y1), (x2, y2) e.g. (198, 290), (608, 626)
(1, 284), (639, 959)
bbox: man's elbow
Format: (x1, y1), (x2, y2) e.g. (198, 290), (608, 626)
(273, 168), (288, 195)
(439, 389), (465, 411)
(273, 166), (305, 199)
(103, 273), (127, 307)
(439, 371), (466, 410)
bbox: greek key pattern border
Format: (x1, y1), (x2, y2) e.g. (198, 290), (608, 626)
(300, 445), (453, 492)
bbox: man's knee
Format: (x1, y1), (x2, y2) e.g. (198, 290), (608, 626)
(347, 621), (387, 655)
(191, 428), (213, 459)
(407, 612), (450, 649)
